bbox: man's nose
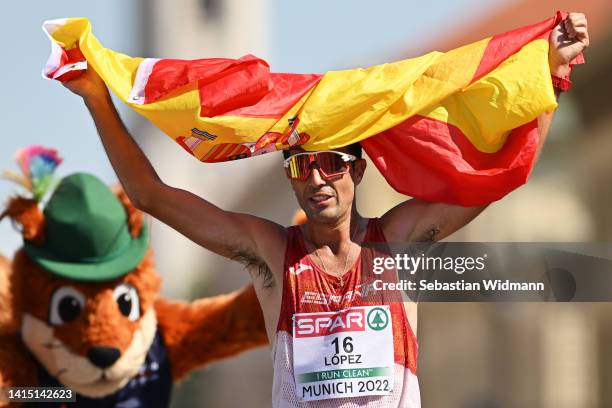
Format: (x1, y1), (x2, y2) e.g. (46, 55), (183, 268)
(308, 166), (326, 185)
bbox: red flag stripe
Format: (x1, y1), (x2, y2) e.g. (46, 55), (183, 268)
(143, 54), (269, 104)
(143, 55), (321, 118)
(361, 116), (539, 206)
(469, 12), (560, 84)
(222, 73), (322, 119)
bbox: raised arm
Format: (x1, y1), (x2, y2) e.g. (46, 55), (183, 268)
(62, 68), (286, 276)
(382, 13), (589, 243)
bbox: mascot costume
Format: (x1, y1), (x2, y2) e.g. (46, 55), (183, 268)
(0, 146), (268, 407)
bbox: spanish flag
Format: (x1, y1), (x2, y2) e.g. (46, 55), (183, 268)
(42, 12), (583, 206)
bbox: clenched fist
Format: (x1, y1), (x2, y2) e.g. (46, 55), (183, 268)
(62, 65), (109, 104)
(548, 12), (589, 77)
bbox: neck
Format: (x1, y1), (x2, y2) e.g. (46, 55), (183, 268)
(305, 207), (363, 254)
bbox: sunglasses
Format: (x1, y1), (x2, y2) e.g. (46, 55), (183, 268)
(283, 150), (357, 181)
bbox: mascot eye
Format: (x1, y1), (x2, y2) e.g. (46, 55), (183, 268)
(113, 284), (141, 321)
(49, 287), (85, 325)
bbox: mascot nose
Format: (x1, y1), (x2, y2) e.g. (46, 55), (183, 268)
(87, 346), (121, 368)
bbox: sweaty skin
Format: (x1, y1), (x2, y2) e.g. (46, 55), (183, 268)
(61, 14), (588, 343)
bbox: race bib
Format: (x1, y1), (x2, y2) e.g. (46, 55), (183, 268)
(292, 305), (394, 402)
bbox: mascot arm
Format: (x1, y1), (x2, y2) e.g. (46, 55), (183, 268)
(0, 335), (37, 407)
(155, 284), (268, 381)
(0, 254), (37, 406)
(0, 254), (19, 335)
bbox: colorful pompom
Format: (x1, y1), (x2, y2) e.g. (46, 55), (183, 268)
(2, 145), (63, 201)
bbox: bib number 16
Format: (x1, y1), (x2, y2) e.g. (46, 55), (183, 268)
(331, 336), (353, 354)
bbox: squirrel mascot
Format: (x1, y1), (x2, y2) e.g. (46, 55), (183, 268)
(0, 146), (268, 407)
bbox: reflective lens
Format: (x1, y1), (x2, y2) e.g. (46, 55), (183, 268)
(283, 151), (356, 181)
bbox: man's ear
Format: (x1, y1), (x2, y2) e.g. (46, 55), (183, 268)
(0, 197), (45, 245)
(113, 186), (144, 238)
(352, 158), (367, 185)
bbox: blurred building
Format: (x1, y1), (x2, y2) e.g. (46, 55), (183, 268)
(364, 1), (612, 407)
(138, 0), (274, 297)
(134, 1), (283, 407)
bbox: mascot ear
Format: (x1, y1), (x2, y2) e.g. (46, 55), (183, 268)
(113, 186), (144, 238)
(0, 196), (45, 245)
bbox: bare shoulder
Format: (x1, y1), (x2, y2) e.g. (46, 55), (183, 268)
(380, 198), (433, 242)
(381, 198), (488, 243)
(232, 212), (288, 245)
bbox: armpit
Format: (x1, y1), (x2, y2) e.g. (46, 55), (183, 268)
(419, 225), (441, 243)
(231, 249), (275, 289)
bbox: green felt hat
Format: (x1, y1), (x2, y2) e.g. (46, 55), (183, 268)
(24, 173), (149, 282)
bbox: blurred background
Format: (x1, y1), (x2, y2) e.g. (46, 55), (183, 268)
(1, 0), (611, 407)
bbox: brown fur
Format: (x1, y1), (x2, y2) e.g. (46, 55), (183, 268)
(0, 334), (36, 390)
(0, 190), (268, 406)
(0, 197), (45, 245)
(0, 254), (16, 336)
(15, 249), (161, 355)
(156, 285), (268, 380)
(113, 187), (144, 238)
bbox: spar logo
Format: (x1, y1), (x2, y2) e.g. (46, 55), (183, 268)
(367, 307), (389, 331)
(294, 308), (366, 338)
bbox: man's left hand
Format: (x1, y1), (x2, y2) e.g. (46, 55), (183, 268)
(548, 12), (589, 77)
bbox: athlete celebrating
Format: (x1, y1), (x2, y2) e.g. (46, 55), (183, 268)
(61, 13), (588, 407)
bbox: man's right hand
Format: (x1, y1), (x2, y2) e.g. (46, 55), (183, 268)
(62, 66), (109, 103)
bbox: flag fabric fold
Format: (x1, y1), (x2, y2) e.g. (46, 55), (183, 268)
(42, 12), (583, 206)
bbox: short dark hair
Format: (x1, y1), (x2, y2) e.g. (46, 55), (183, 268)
(282, 142), (363, 160)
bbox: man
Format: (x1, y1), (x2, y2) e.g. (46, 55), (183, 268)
(61, 13), (588, 407)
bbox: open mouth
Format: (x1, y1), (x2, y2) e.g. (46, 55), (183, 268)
(309, 193), (334, 207)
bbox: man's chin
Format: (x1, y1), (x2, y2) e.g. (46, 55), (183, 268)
(305, 207), (339, 223)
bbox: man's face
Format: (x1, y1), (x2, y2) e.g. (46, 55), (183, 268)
(285, 147), (366, 224)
